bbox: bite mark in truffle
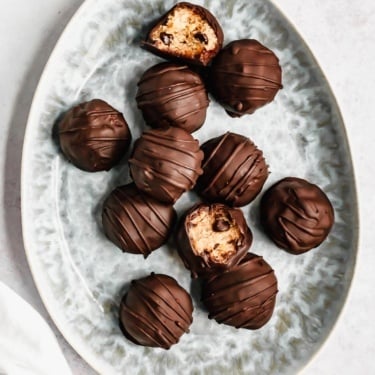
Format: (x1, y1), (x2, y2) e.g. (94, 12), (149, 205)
(129, 127), (204, 204)
(210, 39), (282, 117)
(136, 63), (209, 133)
(260, 177), (334, 254)
(196, 132), (268, 206)
(176, 203), (252, 278)
(142, 2), (223, 66)
(119, 273), (193, 349)
(58, 99), (131, 172)
(102, 184), (176, 257)
(202, 253), (278, 329)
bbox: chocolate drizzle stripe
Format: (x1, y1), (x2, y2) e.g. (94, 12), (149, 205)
(80, 110), (121, 117)
(168, 104), (210, 122)
(154, 275), (192, 326)
(137, 83), (205, 102)
(112, 192), (152, 254)
(119, 192), (168, 239)
(137, 65), (191, 84)
(133, 281), (182, 343)
(201, 141), (247, 194)
(213, 70), (282, 85)
(144, 199), (170, 231)
(122, 305), (165, 347)
(102, 209), (133, 249)
(201, 132), (230, 169)
(139, 149), (202, 174)
(129, 159), (196, 189)
(204, 271), (276, 305)
(280, 215), (325, 239)
(141, 133), (201, 158)
(223, 151), (264, 202)
(208, 279), (278, 315)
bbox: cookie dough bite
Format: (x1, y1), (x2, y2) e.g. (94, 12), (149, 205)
(142, 2), (224, 66)
(58, 99), (131, 172)
(129, 127), (204, 204)
(202, 253), (278, 329)
(196, 132), (269, 206)
(119, 273), (193, 349)
(136, 62), (209, 133)
(210, 39), (282, 117)
(102, 184), (176, 258)
(176, 203), (252, 278)
(260, 177), (334, 254)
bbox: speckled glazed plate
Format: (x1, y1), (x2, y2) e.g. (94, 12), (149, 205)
(21, 0), (358, 374)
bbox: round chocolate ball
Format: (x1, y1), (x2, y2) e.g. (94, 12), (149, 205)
(136, 62), (209, 133)
(102, 184), (176, 257)
(119, 273), (193, 349)
(260, 177), (334, 254)
(58, 99), (131, 172)
(129, 127), (204, 204)
(176, 203), (252, 278)
(202, 253), (278, 329)
(210, 39), (282, 117)
(196, 132), (268, 206)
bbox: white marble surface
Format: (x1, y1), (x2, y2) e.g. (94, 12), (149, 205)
(0, 0), (374, 374)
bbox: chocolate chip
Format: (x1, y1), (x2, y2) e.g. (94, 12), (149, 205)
(194, 32), (208, 44)
(213, 218), (230, 232)
(160, 32), (173, 45)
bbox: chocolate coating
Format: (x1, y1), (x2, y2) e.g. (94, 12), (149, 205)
(129, 127), (204, 204)
(196, 132), (268, 206)
(176, 203), (252, 278)
(119, 273), (193, 349)
(260, 177), (334, 254)
(210, 39), (282, 117)
(202, 253), (278, 329)
(142, 2), (224, 66)
(58, 99), (131, 172)
(136, 63), (209, 133)
(102, 184), (176, 257)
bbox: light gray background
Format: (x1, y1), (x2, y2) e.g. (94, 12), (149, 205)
(1, 0), (374, 374)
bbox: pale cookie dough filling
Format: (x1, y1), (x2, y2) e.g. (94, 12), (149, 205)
(149, 7), (218, 58)
(187, 207), (244, 264)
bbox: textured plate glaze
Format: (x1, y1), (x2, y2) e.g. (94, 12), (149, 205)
(21, 0), (358, 374)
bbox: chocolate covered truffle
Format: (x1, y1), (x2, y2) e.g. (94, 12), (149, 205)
(136, 63), (209, 133)
(210, 39), (282, 117)
(260, 177), (334, 254)
(129, 127), (204, 204)
(142, 2), (223, 66)
(196, 132), (268, 206)
(102, 184), (176, 257)
(202, 253), (278, 329)
(119, 273), (193, 349)
(58, 99), (131, 172)
(176, 203), (252, 278)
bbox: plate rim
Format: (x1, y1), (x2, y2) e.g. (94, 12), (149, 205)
(20, 0), (360, 374)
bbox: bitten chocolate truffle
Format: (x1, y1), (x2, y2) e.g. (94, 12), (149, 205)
(210, 39), (282, 117)
(176, 203), (252, 278)
(260, 177), (334, 254)
(136, 63), (209, 133)
(196, 132), (268, 206)
(102, 184), (176, 257)
(142, 2), (223, 66)
(58, 99), (131, 172)
(129, 127), (204, 204)
(119, 273), (193, 349)
(202, 253), (278, 329)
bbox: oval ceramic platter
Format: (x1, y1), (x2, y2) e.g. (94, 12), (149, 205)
(21, 0), (358, 374)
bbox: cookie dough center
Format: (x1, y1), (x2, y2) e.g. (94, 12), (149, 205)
(150, 7), (218, 56)
(188, 208), (242, 264)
